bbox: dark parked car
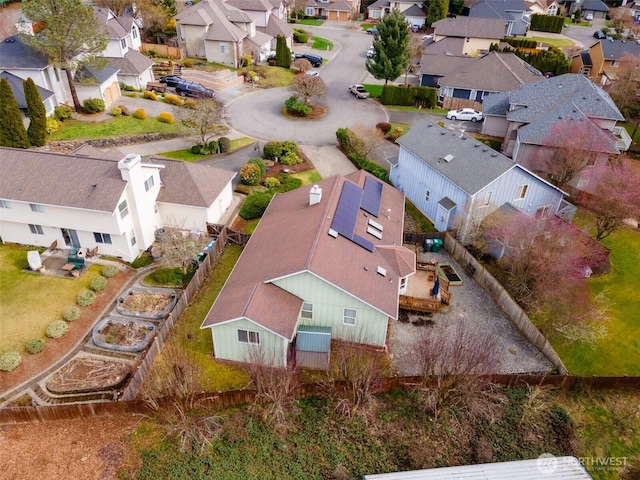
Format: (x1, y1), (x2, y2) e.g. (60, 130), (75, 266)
(159, 75), (186, 87)
(367, 27), (379, 35)
(175, 81), (215, 98)
(593, 30), (606, 39)
(294, 53), (323, 67)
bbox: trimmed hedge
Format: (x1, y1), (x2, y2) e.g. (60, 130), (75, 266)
(133, 108), (147, 119)
(54, 105), (74, 121)
(89, 275), (107, 292)
(102, 265), (119, 278)
(264, 177), (281, 189)
(158, 111), (174, 124)
(164, 94), (184, 106)
(336, 127), (390, 183)
(248, 157), (267, 176)
(63, 306), (81, 322)
(530, 14), (564, 33)
(285, 96), (312, 116)
(46, 320), (69, 339)
(77, 289), (96, 307)
(218, 136), (231, 153)
(380, 85), (437, 108)
(502, 37), (538, 49)
(0, 352), (21, 372)
(264, 141), (284, 160)
(26, 338), (45, 354)
(239, 192), (274, 219)
(240, 162), (262, 186)
(46, 118), (60, 135)
(143, 90), (158, 101)
(83, 98), (105, 113)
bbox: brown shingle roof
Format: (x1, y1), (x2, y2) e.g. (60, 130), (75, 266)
(202, 171), (414, 333)
(244, 283), (303, 339)
(433, 17), (506, 39)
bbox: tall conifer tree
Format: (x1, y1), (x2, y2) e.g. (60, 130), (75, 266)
(24, 78), (47, 147)
(0, 78), (30, 149)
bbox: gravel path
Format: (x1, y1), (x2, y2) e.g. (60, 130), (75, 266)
(388, 248), (554, 376)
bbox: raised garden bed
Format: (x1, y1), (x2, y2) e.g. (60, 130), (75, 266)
(46, 356), (131, 394)
(116, 287), (178, 319)
(437, 263), (463, 285)
(93, 317), (156, 352)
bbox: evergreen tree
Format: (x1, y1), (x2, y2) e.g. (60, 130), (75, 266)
(24, 78), (47, 147)
(365, 10), (410, 84)
(0, 78), (30, 149)
(275, 35), (292, 68)
(427, 0), (449, 27)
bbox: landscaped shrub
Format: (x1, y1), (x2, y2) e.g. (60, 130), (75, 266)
(181, 59), (194, 67)
(284, 96), (312, 117)
(102, 264), (119, 278)
(207, 140), (219, 153)
(164, 94), (184, 106)
(0, 352), (21, 372)
(158, 111), (174, 123)
(293, 28), (309, 43)
(239, 192), (274, 219)
(46, 320), (69, 339)
(218, 136), (231, 153)
(25, 338), (45, 354)
(117, 104), (130, 116)
(131, 252), (154, 268)
(184, 98), (197, 109)
(240, 162), (262, 186)
(150, 267), (183, 286)
(46, 117), (60, 135)
(376, 122), (392, 134)
(278, 174), (302, 192)
(264, 177), (281, 189)
(281, 140), (299, 156)
(263, 141), (284, 160)
(83, 98), (106, 114)
(280, 151), (302, 165)
(90, 275), (107, 292)
(143, 90), (158, 101)
(241, 53), (253, 67)
(388, 127), (404, 141)
(248, 156), (266, 176)
(63, 306), (81, 322)
(54, 105), (74, 121)
(111, 107), (123, 117)
(77, 289), (96, 307)
(133, 108), (147, 119)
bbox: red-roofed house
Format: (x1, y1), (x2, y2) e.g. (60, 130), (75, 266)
(201, 171), (415, 368)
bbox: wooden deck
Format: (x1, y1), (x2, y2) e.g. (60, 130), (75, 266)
(399, 261), (451, 313)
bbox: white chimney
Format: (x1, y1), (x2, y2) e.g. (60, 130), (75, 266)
(309, 185), (322, 206)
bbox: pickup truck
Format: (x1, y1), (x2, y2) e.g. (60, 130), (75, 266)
(349, 84), (370, 99)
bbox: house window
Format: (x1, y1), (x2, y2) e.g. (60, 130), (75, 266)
(305, 7), (315, 16)
(611, 60), (619, 68)
(130, 229), (136, 246)
(238, 329), (260, 345)
(220, 43), (229, 54)
(93, 232), (112, 244)
(30, 203), (45, 213)
(118, 200), (129, 218)
(0, 200), (10, 208)
(548, 5), (557, 15)
(121, 38), (126, 49)
(29, 224), (44, 235)
(425, 190), (430, 202)
(144, 175), (154, 192)
(301, 302), (313, 320)
(371, 10), (381, 19)
(516, 184), (528, 200)
(585, 153), (597, 167)
(154, 204), (158, 214)
(577, 177), (590, 189)
(580, 66), (591, 76)
(132, 28), (138, 39)
(54, 68), (60, 82)
(481, 190), (492, 207)
(535, 205), (551, 219)
(343, 308), (357, 326)
(399, 277), (407, 291)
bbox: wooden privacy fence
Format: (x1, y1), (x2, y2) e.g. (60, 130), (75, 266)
(119, 227), (228, 401)
(207, 224), (250, 246)
(3, 374), (640, 425)
(140, 43), (181, 59)
(442, 233), (569, 374)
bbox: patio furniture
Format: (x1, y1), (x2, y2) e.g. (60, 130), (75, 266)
(28, 251), (44, 271)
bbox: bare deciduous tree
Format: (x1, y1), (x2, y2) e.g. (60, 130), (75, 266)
(95, 0), (133, 16)
(180, 97), (228, 146)
(291, 58), (312, 73)
(155, 228), (210, 275)
(290, 75), (326, 105)
(346, 124), (385, 159)
(606, 53), (640, 140)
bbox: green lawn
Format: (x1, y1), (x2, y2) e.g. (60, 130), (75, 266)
(49, 115), (186, 141)
(363, 84), (383, 98)
(292, 18), (324, 26)
(552, 226), (640, 376)
(291, 169), (322, 185)
(528, 36), (576, 48)
(159, 137), (257, 162)
(311, 36), (333, 51)
(0, 244), (103, 353)
(150, 245), (250, 392)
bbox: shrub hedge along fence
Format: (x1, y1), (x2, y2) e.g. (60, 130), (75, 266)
(379, 85), (437, 108)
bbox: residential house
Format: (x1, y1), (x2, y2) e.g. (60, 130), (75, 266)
(389, 120), (568, 242)
(302, 0), (361, 20)
(526, 0), (561, 16)
(226, 0), (294, 52)
(481, 74), (628, 194)
(562, 0), (609, 18)
(93, 7), (155, 91)
(176, 0), (282, 66)
(419, 51), (543, 104)
(201, 171), (416, 368)
(0, 71), (56, 118)
(570, 39), (640, 85)
(367, 1), (426, 28)
(466, 0), (531, 36)
(0, 35), (69, 110)
(619, 0), (640, 22)
(0, 147), (236, 262)
(430, 17), (509, 56)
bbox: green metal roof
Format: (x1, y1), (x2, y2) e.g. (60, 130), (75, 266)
(296, 325), (331, 353)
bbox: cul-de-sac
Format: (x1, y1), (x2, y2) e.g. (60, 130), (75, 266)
(0, 0), (639, 478)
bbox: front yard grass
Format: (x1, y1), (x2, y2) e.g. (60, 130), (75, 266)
(527, 36), (576, 48)
(311, 36), (333, 51)
(48, 116), (186, 141)
(291, 169), (322, 185)
(148, 244), (249, 392)
(159, 136), (256, 162)
(551, 223), (640, 376)
(0, 244), (103, 353)
(292, 18), (324, 26)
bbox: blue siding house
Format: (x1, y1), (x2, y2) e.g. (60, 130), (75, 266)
(390, 120), (567, 242)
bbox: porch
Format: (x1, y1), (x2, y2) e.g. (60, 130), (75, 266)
(399, 258), (451, 314)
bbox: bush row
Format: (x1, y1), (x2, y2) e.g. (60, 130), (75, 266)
(530, 13), (564, 33)
(379, 85), (437, 108)
(336, 127), (389, 183)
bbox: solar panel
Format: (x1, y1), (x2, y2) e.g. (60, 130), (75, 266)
(361, 177), (383, 217)
(331, 182), (362, 238)
(352, 234), (374, 252)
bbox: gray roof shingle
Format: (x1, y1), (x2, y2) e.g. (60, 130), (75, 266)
(0, 36), (50, 70)
(0, 71), (55, 108)
(107, 50), (154, 75)
(432, 17), (507, 39)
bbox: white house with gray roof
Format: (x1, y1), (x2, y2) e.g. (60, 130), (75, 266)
(201, 170), (415, 368)
(431, 17), (509, 56)
(467, 0), (531, 36)
(0, 147), (236, 262)
(481, 74), (628, 193)
(390, 120), (567, 242)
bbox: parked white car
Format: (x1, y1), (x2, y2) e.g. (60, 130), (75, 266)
(446, 108), (483, 122)
(367, 46), (375, 58)
(349, 84), (370, 99)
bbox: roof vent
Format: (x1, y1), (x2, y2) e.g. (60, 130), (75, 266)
(427, 123), (433, 127)
(440, 131), (447, 135)
(443, 154), (454, 163)
(482, 148), (488, 152)
(474, 143), (480, 148)
(377, 266), (387, 276)
(309, 184), (322, 206)
(328, 228), (338, 238)
(491, 153), (498, 157)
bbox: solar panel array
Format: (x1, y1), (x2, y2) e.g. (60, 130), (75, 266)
(330, 178), (385, 252)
